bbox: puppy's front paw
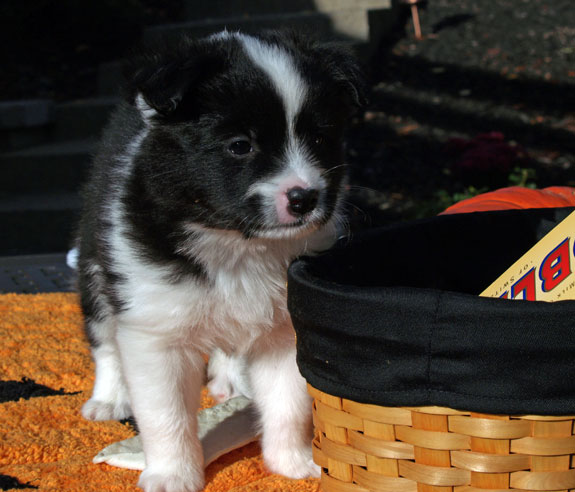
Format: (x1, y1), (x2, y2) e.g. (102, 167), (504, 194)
(207, 374), (240, 403)
(264, 445), (320, 479)
(138, 468), (204, 492)
(82, 398), (131, 421)
(206, 350), (250, 403)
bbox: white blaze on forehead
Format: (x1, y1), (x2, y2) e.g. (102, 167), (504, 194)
(233, 33), (327, 227)
(238, 34), (307, 125)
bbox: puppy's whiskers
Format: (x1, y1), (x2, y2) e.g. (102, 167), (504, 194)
(347, 184), (380, 194)
(320, 163), (348, 178)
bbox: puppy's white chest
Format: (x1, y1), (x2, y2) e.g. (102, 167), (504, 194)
(119, 259), (287, 353)
(180, 230), (295, 351)
(209, 264), (287, 332)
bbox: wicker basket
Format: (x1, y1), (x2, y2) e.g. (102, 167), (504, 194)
(286, 209), (575, 492)
(309, 384), (575, 492)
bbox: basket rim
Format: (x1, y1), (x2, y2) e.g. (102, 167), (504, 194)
(309, 383), (575, 420)
(288, 206), (575, 304)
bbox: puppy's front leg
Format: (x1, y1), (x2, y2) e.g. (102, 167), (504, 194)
(117, 326), (205, 492)
(248, 326), (319, 479)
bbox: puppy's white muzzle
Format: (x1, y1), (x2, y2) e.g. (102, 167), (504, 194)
(275, 177), (320, 225)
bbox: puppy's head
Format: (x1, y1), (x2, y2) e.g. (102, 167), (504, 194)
(125, 31), (366, 240)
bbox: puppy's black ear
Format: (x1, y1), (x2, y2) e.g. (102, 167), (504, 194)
(314, 42), (369, 109)
(123, 37), (225, 117)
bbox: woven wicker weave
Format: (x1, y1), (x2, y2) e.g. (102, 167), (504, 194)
(308, 385), (575, 492)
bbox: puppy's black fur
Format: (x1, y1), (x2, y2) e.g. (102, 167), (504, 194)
(77, 30), (365, 492)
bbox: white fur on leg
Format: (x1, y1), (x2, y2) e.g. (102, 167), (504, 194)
(248, 329), (320, 479)
(116, 327), (206, 492)
(82, 342), (132, 421)
(207, 349), (252, 403)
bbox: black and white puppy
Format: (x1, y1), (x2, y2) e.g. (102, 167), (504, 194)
(77, 30), (364, 492)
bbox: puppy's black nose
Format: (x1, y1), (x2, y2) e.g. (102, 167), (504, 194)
(286, 186), (319, 216)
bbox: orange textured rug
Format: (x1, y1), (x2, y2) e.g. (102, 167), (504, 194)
(0, 293), (321, 492)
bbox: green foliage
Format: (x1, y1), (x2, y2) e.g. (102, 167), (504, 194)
(415, 185), (488, 218)
(419, 164), (537, 218)
(507, 166), (537, 188)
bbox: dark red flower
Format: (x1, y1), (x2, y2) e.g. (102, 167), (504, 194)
(445, 132), (529, 186)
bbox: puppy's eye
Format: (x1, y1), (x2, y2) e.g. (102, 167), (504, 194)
(314, 136), (325, 146)
(228, 139), (253, 156)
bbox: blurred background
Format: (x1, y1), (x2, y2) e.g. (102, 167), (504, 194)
(0, 0), (574, 291)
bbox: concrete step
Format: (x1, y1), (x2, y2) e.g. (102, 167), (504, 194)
(0, 99), (54, 129)
(1, 98), (118, 150)
(0, 100), (55, 151)
(182, 0), (316, 21)
(181, 0), (392, 40)
(0, 139), (96, 193)
(0, 207), (79, 256)
(98, 61), (124, 97)
(314, 0), (393, 42)
(143, 11), (338, 44)
(0, 191), (80, 258)
(53, 97), (118, 142)
(0, 191), (81, 212)
(371, 81), (575, 155)
(0, 192), (81, 256)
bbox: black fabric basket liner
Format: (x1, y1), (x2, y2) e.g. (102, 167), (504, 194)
(288, 207), (575, 415)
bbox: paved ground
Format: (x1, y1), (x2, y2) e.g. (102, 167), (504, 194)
(0, 254), (75, 294)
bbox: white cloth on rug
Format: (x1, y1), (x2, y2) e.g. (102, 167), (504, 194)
(93, 396), (258, 470)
